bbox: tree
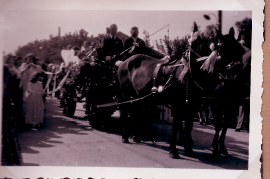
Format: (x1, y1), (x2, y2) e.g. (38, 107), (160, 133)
(235, 17), (252, 48)
(201, 24), (218, 41)
(155, 35), (189, 61)
(142, 30), (164, 59)
(15, 28), (99, 65)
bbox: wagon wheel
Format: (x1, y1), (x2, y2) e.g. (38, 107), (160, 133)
(86, 100), (116, 130)
(84, 67), (119, 129)
(86, 89), (117, 129)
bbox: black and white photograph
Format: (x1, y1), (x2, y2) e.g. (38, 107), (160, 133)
(0, 0), (263, 178)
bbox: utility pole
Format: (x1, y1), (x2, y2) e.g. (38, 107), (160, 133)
(218, 10), (222, 34)
(58, 27), (61, 37)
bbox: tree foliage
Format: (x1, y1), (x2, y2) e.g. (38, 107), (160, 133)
(235, 17), (252, 48)
(15, 29), (98, 65)
(155, 35), (189, 61)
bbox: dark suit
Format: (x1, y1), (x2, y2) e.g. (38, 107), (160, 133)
(102, 36), (124, 62)
(124, 37), (146, 59)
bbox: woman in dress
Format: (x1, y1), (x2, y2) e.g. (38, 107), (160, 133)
(19, 53), (43, 126)
(24, 73), (44, 128)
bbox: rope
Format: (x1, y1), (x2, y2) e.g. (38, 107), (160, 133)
(45, 69), (71, 95)
(44, 74), (53, 91)
(97, 93), (153, 109)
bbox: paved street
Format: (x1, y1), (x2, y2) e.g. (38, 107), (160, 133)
(17, 98), (249, 169)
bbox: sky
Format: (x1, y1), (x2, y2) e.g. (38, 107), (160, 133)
(0, 1), (252, 54)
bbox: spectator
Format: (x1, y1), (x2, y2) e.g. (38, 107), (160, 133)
(24, 73), (45, 129)
(19, 53), (42, 124)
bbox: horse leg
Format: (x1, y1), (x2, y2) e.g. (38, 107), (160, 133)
(198, 104), (205, 125)
(120, 106), (130, 143)
(119, 90), (131, 143)
(212, 107), (222, 156)
(85, 95), (93, 125)
(218, 105), (231, 156)
(183, 107), (195, 157)
(130, 105), (142, 143)
(218, 125), (228, 156)
(169, 114), (181, 159)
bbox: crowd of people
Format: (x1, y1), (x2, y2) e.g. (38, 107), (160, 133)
(2, 53), (48, 165)
(3, 54), (47, 130)
(3, 24), (148, 131)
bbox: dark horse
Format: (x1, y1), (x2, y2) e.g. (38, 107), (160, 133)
(117, 29), (250, 159)
(117, 53), (198, 157)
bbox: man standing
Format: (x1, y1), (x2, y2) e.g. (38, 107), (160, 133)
(123, 26), (146, 60)
(102, 24), (124, 66)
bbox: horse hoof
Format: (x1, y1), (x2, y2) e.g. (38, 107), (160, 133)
(133, 136), (141, 143)
(122, 137), (129, 143)
(170, 150), (180, 159)
(219, 147), (228, 156)
(185, 149), (195, 157)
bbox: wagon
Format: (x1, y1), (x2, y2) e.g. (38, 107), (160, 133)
(60, 58), (121, 128)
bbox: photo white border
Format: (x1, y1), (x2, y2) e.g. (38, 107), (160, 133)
(0, 0), (264, 178)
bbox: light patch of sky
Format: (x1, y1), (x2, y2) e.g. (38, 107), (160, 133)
(1, 7), (251, 54)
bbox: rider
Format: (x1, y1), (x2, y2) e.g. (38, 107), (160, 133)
(123, 26), (146, 60)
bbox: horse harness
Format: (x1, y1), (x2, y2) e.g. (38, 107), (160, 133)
(189, 46), (245, 91)
(151, 58), (189, 103)
(97, 47), (244, 109)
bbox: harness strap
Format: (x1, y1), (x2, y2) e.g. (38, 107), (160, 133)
(167, 64), (184, 68)
(189, 47), (202, 58)
(153, 64), (162, 81)
(97, 93), (153, 109)
(185, 74), (189, 103)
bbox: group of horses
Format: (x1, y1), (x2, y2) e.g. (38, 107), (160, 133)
(116, 27), (250, 159)
(74, 26), (250, 159)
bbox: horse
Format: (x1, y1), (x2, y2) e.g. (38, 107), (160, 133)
(117, 27), (250, 159)
(189, 30), (249, 157)
(117, 54), (197, 157)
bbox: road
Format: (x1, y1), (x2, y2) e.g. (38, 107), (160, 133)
(17, 98), (249, 169)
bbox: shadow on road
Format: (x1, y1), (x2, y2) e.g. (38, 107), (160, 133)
(17, 99), (249, 169)
(95, 113), (249, 170)
(17, 99), (90, 166)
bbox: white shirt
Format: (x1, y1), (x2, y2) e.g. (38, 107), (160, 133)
(132, 36), (138, 43)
